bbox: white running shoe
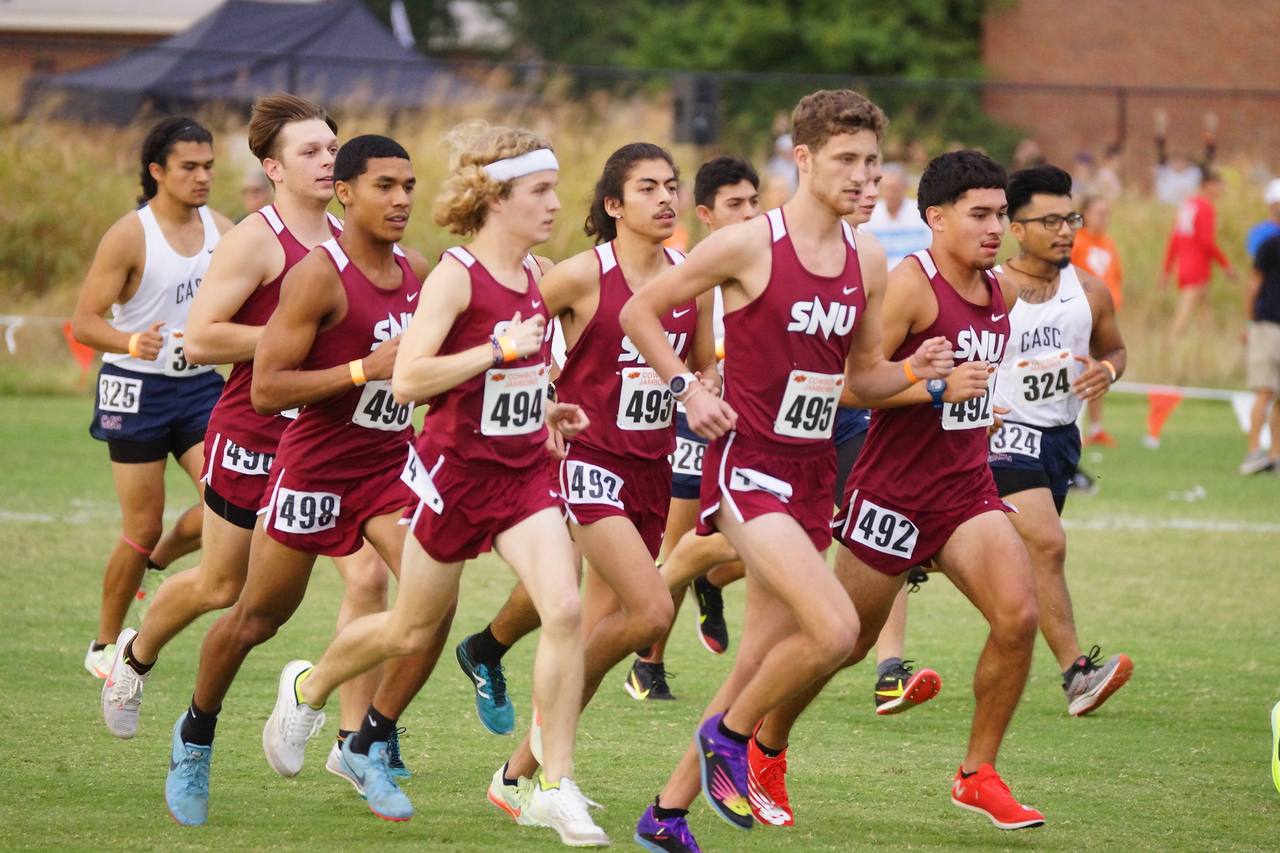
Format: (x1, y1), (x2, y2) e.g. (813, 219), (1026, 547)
(527, 777), (610, 847)
(487, 764), (548, 827)
(102, 628), (149, 738)
(130, 567), (165, 624)
(84, 640), (115, 679)
(263, 659), (325, 777)
(529, 699), (544, 765)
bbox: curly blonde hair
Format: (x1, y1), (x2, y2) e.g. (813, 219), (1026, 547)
(433, 122), (554, 235)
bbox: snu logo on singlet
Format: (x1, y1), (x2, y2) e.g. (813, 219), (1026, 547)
(786, 298), (857, 339)
(954, 327), (1006, 362)
(618, 332), (688, 365)
(374, 311), (415, 344)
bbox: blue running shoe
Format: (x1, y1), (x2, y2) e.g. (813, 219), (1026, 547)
(635, 802), (703, 852)
(697, 713), (752, 830)
(455, 637), (514, 735)
(386, 726), (411, 779)
(339, 737), (414, 821)
(166, 714), (211, 826)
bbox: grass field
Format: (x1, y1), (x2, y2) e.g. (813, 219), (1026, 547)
(1, 393), (1278, 852)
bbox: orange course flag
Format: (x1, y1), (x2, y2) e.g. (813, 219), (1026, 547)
(1146, 391), (1184, 440)
(63, 321), (96, 387)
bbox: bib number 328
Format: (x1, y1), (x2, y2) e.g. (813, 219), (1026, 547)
(482, 364), (546, 436)
(848, 497), (919, 558)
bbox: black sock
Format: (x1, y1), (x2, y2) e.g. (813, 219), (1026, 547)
(467, 625), (510, 665)
(145, 558), (165, 572)
(502, 760), (518, 787)
(877, 657), (903, 680)
(337, 729), (355, 743)
(754, 736), (784, 758)
(961, 769), (977, 779)
(349, 704), (397, 756)
(717, 718), (750, 745)
(651, 796), (689, 821)
(91, 641), (108, 653)
(123, 637), (154, 674)
(180, 698), (219, 747)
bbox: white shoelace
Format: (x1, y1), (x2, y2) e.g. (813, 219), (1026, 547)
(284, 704), (325, 745)
(107, 668), (145, 706)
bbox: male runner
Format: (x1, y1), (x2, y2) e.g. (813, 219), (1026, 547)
(994, 165), (1133, 712)
(164, 135), (442, 826)
(71, 117), (232, 677)
(747, 150), (1045, 835)
(260, 126), (608, 845)
(622, 90), (956, 851)
(102, 96), (396, 769)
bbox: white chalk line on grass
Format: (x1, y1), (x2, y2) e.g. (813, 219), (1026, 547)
(0, 508), (187, 524)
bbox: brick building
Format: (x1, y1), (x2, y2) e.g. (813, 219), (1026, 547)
(982, 0), (1280, 183)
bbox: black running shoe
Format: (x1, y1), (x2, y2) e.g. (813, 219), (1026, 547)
(692, 575), (729, 654)
(625, 659), (677, 701)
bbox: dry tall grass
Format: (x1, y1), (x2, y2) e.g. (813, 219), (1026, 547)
(0, 96), (1270, 394)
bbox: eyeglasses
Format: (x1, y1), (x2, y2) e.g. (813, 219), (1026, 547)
(1015, 213), (1084, 231)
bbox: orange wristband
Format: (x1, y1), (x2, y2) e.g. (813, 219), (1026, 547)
(498, 335), (519, 362)
(903, 359), (920, 384)
(1100, 359), (1117, 382)
(128, 333), (141, 358)
(349, 358), (366, 386)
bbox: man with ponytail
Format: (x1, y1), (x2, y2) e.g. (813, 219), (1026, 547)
(263, 125), (607, 846)
(72, 117), (233, 680)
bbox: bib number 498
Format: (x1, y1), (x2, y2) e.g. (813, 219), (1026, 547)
(273, 487), (340, 535)
(353, 380), (413, 431)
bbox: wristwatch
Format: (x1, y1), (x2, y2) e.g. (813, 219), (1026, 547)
(926, 378), (946, 408)
(668, 372), (698, 401)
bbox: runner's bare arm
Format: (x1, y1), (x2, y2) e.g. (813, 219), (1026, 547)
(391, 253), (541, 404)
(402, 247), (432, 284)
(1074, 266), (1126, 401)
(70, 213), (161, 357)
(251, 248), (355, 414)
(184, 216), (284, 365)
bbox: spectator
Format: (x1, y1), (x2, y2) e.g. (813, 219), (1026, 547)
(1072, 195), (1124, 447)
(1013, 138), (1045, 170)
(1071, 151), (1097, 197)
(1162, 169), (1236, 337)
(1240, 228), (1280, 474)
(1153, 108), (1216, 205)
(766, 111), (798, 193)
(1094, 143), (1124, 199)
(860, 162), (931, 269)
(1246, 179), (1280, 258)
(238, 169), (272, 221)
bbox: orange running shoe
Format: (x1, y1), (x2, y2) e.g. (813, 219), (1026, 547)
(747, 727), (793, 826)
(950, 763), (1044, 830)
(1085, 430), (1119, 448)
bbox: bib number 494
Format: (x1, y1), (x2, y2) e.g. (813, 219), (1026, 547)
(482, 364), (546, 436)
(848, 497), (919, 558)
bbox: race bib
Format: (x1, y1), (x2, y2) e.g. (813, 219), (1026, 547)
(161, 331), (213, 377)
(989, 422), (1043, 458)
(941, 370), (996, 431)
(563, 460), (624, 508)
(481, 364), (546, 436)
(617, 367), (674, 431)
(774, 370), (842, 440)
(272, 487), (340, 535)
(848, 497), (920, 558)
(352, 379), (414, 431)
(729, 466), (793, 502)
(98, 374), (143, 413)
(280, 408), (300, 420)
(671, 435), (705, 477)
(1014, 350), (1074, 408)
(400, 444), (444, 515)
(221, 438), (275, 476)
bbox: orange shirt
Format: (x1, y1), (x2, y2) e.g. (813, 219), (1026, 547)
(1072, 227), (1124, 310)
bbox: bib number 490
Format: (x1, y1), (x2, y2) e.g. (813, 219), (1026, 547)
(848, 497), (919, 558)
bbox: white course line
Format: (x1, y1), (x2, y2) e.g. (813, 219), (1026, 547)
(1063, 516), (1280, 534)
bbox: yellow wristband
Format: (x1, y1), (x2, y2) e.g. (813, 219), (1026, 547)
(498, 335), (519, 362)
(349, 358), (366, 386)
(128, 333), (141, 358)
(1100, 359), (1117, 382)
(903, 359), (920, 384)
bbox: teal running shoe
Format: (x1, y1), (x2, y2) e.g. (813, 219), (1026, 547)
(386, 726), (411, 779)
(338, 738), (414, 821)
(455, 638), (514, 735)
(165, 714), (211, 826)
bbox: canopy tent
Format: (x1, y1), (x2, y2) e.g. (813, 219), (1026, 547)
(23, 0), (491, 122)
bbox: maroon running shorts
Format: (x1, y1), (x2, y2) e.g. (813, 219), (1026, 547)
(559, 444), (671, 560)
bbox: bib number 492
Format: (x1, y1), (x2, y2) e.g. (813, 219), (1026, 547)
(563, 460), (624, 509)
(941, 370), (996, 431)
(848, 497), (919, 558)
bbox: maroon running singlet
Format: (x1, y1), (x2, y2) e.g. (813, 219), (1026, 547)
(200, 207), (342, 520)
(410, 247), (562, 564)
(698, 208), (865, 550)
(556, 243), (696, 557)
(261, 238), (419, 556)
(835, 248), (1011, 575)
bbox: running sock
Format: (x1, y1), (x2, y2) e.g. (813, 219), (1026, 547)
(877, 657), (904, 680)
(754, 736), (784, 758)
(502, 761), (518, 787)
(337, 729), (355, 742)
(181, 698), (219, 747)
(961, 769), (978, 779)
(349, 705), (397, 756)
(652, 797), (689, 821)
(717, 718), (750, 745)
(91, 641), (109, 653)
(467, 625), (510, 665)
(144, 558), (165, 572)
(123, 637), (154, 674)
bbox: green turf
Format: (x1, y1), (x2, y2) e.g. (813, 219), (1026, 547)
(1, 394), (1277, 851)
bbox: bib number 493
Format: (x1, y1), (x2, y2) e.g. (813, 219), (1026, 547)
(848, 497), (919, 558)
(617, 367), (674, 431)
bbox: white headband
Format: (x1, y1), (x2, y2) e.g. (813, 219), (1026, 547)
(483, 149), (559, 182)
